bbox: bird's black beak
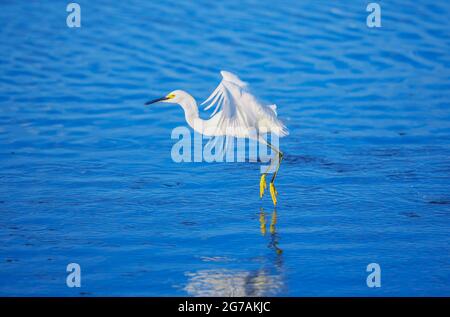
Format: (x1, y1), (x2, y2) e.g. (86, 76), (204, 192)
(145, 96), (168, 105)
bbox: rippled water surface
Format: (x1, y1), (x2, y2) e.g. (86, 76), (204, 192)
(1, 0), (450, 296)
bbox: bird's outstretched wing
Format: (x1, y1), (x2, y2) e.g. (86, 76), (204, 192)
(200, 71), (288, 159)
(201, 70), (288, 138)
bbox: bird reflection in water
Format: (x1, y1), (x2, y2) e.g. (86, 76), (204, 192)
(259, 208), (283, 255)
(183, 208), (284, 296)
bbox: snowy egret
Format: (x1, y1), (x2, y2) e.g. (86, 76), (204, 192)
(145, 71), (288, 205)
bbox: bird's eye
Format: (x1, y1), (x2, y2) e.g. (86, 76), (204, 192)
(167, 93), (175, 99)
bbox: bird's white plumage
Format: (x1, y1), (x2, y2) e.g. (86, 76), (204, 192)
(218, 70), (248, 88)
(146, 71), (286, 205)
(201, 71), (288, 139)
(150, 70), (288, 156)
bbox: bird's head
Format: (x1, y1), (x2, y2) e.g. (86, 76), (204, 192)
(145, 90), (187, 105)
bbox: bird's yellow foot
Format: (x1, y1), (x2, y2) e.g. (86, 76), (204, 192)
(259, 174), (267, 198)
(270, 182), (277, 206)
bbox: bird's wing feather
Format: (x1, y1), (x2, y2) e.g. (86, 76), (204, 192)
(268, 104), (277, 115)
(201, 70), (288, 138)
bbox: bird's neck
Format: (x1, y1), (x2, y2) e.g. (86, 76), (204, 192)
(178, 95), (206, 134)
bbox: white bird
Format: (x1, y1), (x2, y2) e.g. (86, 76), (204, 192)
(145, 71), (288, 205)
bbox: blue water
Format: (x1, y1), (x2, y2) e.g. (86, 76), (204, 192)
(1, 0), (450, 296)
